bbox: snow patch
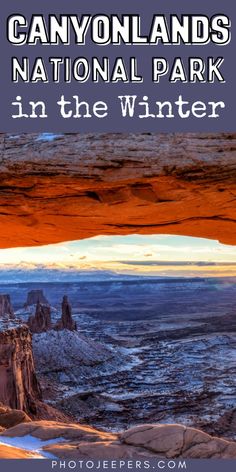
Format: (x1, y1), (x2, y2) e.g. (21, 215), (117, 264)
(0, 435), (66, 459)
(36, 133), (63, 142)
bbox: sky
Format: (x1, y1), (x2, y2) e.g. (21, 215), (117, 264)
(0, 234), (236, 278)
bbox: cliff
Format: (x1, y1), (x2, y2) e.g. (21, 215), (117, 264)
(0, 133), (235, 247)
(25, 290), (49, 307)
(0, 325), (42, 414)
(28, 301), (51, 333)
(54, 296), (77, 331)
(0, 295), (14, 319)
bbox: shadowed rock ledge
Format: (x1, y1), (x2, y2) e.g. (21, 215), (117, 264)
(0, 422), (236, 459)
(0, 132), (236, 247)
(0, 325), (42, 413)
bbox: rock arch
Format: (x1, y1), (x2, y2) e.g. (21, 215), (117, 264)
(0, 132), (236, 248)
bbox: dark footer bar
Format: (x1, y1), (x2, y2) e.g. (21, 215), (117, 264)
(0, 460), (235, 472)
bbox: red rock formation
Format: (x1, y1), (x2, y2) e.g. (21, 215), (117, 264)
(28, 301), (51, 333)
(0, 325), (42, 414)
(0, 295), (14, 319)
(61, 296), (77, 331)
(0, 133), (236, 247)
(55, 296), (77, 331)
(0, 444), (39, 459)
(0, 403), (31, 429)
(25, 290), (48, 307)
(1, 421), (236, 459)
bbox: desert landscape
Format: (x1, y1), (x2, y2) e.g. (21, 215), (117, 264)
(0, 276), (235, 458)
(0, 132), (235, 459)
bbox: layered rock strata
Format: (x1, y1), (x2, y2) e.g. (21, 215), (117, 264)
(0, 403), (31, 429)
(0, 133), (235, 247)
(28, 301), (51, 333)
(0, 326), (42, 413)
(0, 422), (236, 459)
(25, 290), (48, 307)
(0, 295), (14, 319)
(55, 296), (77, 331)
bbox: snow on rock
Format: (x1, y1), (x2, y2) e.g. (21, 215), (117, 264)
(33, 329), (114, 373)
(28, 301), (52, 333)
(36, 133), (63, 142)
(0, 435), (65, 459)
(1, 421), (236, 459)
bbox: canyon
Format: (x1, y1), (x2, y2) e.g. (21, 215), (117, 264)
(0, 277), (236, 459)
(0, 132), (235, 459)
(0, 281), (236, 458)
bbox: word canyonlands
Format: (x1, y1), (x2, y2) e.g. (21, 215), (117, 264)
(7, 14), (231, 45)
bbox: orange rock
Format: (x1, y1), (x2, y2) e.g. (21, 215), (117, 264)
(0, 444), (41, 459)
(0, 327), (42, 414)
(0, 407), (31, 429)
(1, 421), (236, 459)
(0, 133), (235, 247)
(1, 420), (116, 441)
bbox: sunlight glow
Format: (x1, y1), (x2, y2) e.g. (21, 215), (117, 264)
(0, 235), (235, 277)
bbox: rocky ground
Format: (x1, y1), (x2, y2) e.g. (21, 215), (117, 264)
(1, 420), (236, 459)
(10, 279), (235, 441)
(0, 279), (236, 458)
(42, 312), (235, 441)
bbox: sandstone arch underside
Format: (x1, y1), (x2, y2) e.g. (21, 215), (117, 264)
(0, 132), (236, 248)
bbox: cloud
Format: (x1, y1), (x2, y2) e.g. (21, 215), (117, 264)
(0, 234), (235, 273)
(118, 261), (236, 267)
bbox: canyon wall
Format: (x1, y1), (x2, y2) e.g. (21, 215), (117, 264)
(25, 290), (49, 306)
(28, 301), (51, 333)
(0, 325), (42, 413)
(0, 295), (14, 319)
(0, 132), (236, 247)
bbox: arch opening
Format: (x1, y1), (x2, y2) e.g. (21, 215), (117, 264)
(0, 233), (235, 440)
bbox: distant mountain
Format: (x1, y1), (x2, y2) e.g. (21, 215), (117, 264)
(0, 266), (147, 283)
(0, 263), (235, 284)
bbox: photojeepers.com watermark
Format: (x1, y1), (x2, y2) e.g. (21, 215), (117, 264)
(51, 460), (187, 470)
